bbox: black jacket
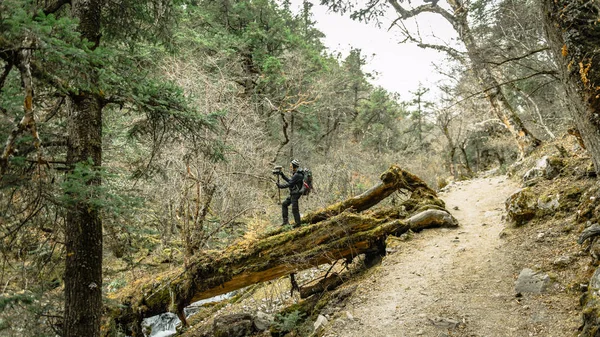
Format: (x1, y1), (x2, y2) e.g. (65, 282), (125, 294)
(278, 170), (304, 194)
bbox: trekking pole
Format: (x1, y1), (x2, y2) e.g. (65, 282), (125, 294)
(272, 165), (282, 204)
(277, 174), (281, 204)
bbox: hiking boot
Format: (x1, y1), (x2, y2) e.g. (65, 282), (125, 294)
(292, 223), (301, 228)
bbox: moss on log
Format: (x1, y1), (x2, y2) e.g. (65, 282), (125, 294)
(301, 165), (443, 224)
(103, 165), (456, 336)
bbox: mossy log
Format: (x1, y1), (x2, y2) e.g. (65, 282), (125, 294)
(104, 165), (456, 336)
(301, 165), (443, 224)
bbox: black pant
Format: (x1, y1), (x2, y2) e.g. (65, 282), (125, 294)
(282, 193), (301, 226)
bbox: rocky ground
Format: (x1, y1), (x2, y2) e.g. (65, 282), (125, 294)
(318, 175), (583, 337)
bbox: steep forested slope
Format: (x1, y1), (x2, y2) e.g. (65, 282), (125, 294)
(3, 0), (600, 336)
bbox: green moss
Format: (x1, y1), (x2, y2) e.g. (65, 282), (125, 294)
(560, 185), (584, 211)
(506, 188), (538, 225)
(563, 186), (583, 200)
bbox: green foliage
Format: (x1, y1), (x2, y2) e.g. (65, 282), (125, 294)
(0, 290), (60, 336)
(0, 292), (34, 311)
(59, 159), (142, 215)
(273, 309), (306, 333)
(106, 278), (127, 293)
(354, 87), (407, 153)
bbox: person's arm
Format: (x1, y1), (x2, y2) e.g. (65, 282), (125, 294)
(278, 172), (302, 188)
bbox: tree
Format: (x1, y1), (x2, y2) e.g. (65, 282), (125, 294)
(409, 84), (434, 149)
(353, 88), (406, 153)
(323, 0), (542, 158)
(471, 0), (561, 141)
(0, 1), (213, 335)
(63, 1), (104, 335)
(540, 0), (600, 175)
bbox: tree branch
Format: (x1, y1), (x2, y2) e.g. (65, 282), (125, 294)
(391, 19), (466, 63)
(387, 0), (457, 28)
(437, 70), (559, 114)
(30, 60), (72, 95)
(43, 0), (72, 15)
(485, 47), (550, 67)
(416, 42), (466, 64)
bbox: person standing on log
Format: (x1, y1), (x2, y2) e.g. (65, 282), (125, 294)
(276, 159), (304, 227)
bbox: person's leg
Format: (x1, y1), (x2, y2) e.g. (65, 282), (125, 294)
(291, 194), (301, 227)
(281, 196), (291, 225)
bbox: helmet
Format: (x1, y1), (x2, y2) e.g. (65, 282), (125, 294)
(291, 159), (300, 168)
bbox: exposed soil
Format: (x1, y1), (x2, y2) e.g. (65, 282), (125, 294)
(321, 175), (582, 337)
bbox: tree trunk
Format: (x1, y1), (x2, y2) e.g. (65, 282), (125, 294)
(460, 144), (473, 177)
(301, 165), (443, 225)
(540, 0), (600, 175)
(64, 1), (103, 337)
(103, 165), (456, 335)
(448, 146), (457, 178)
(447, 0), (541, 159)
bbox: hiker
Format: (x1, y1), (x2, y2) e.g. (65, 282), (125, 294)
(275, 159), (304, 227)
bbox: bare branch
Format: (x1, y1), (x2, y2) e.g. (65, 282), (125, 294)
(391, 19), (466, 63)
(273, 109), (290, 163)
(416, 42), (466, 64)
(387, 0), (457, 28)
(485, 47), (550, 67)
(43, 97), (65, 123)
(438, 70), (559, 113)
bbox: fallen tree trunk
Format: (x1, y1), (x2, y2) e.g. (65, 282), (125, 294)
(104, 165), (456, 336)
(299, 272), (347, 299)
(301, 165), (443, 224)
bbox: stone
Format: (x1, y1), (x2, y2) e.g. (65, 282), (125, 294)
(505, 188), (538, 225)
(428, 317), (460, 329)
(537, 193), (560, 212)
(515, 268), (550, 294)
(254, 311), (274, 331)
(522, 156), (563, 184)
(213, 313), (255, 337)
(142, 313), (180, 337)
(553, 255), (572, 267)
(314, 315), (328, 333)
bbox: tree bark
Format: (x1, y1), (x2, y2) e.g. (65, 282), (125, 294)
(103, 166), (456, 335)
(64, 1), (103, 337)
(540, 0), (600, 175)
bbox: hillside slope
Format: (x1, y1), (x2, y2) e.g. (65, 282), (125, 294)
(320, 175), (580, 337)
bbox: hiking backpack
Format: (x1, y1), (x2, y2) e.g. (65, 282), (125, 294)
(298, 168), (313, 196)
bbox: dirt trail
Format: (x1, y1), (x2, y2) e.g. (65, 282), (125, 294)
(324, 176), (580, 337)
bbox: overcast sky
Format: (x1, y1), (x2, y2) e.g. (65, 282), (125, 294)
(289, 1), (460, 100)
